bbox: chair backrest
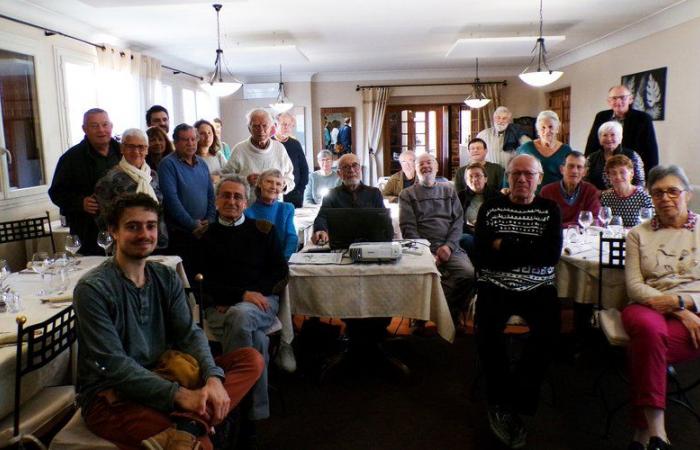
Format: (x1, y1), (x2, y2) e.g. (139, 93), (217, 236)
(0, 211), (56, 254)
(597, 234), (626, 311)
(14, 305), (76, 437)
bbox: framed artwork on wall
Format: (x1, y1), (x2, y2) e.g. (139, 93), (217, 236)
(621, 67), (667, 121)
(320, 107), (355, 159)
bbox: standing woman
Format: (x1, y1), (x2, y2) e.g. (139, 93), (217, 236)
(600, 155), (653, 227)
(622, 165), (700, 450)
(145, 126), (174, 170)
(213, 118), (232, 160)
(515, 110), (572, 191)
(194, 119), (226, 179)
(245, 169), (298, 260)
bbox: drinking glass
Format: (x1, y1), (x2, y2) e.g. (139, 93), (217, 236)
(638, 207), (654, 223)
(598, 206), (612, 234)
(97, 232), (113, 257)
(0, 259), (10, 290)
(31, 252), (50, 295)
(609, 216), (624, 238)
(65, 234), (81, 258)
(578, 210), (594, 243)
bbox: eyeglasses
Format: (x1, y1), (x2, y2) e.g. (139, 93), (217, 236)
(123, 144), (148, 152)
(650, 187), (685, 199)
(608, 95), (630, 101)
(339, 163), (360, 171)
(508, 171), (540, 180)
(218, 192), (246, 201)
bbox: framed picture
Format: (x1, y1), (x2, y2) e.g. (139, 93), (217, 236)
(621, 67), (667, 121)
(320, 107), (355, 159)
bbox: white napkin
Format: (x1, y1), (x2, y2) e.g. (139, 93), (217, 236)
(563, 242), (594, 256)
(40, 293), (73, 303)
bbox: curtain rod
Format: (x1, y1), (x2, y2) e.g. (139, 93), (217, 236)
(0, 13), (203, 81)
(356, 80), (507, 91)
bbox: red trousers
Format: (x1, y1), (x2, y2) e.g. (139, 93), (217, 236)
(622, 304), (700, 429)
(84, 348), (264, 450)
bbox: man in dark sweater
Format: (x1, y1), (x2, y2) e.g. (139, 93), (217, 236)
(48, 108), (120, 255)
(473, 154), (562, 449)
(199, 175), (288, 426)
(584, 85), (658, 174)
(274, 112), (309, 208)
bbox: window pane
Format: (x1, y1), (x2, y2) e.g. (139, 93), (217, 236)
(415, 111), (425, 121)
(401, 134), (407, 146)
(415, 146), (426, 155)
(401, 110), (407, 121)
(460, 109), (472, 143)
(0, 49), (45, 190)
(64, 61), (97, 146)
(155, 82), (174, 121)
(415, 122), (425, 134)
(415, 134), (425, 146)
(401, 122), (408, 134)
(429, 111), (437, 152)
(182, 89), (196, 125)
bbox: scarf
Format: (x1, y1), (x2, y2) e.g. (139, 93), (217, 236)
(118, 157), (158, 202)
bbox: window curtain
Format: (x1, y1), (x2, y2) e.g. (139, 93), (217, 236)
(476, 83), (504, 130)
(138, 53), (162, 126)
(361, 87), (390, 187)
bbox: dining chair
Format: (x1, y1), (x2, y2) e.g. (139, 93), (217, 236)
(0, 306), (76, 448)
(0, 211), (56, 255)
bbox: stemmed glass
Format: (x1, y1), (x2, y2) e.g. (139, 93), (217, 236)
(31, 252), (50, 295)
(609, 216), (624, 238)
(0, 259), (10, 290)
(578, 210), (594, 244)
(97, 232), (113, 257)
(65, 235), (81, 257)
(598, 207), (612, 236)
(638, 207), (654, 224)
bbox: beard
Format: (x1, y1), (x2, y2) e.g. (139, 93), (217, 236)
(494, 122), (508, 133)
(418, 173), (436, 186)
(342, 177), (360, 187)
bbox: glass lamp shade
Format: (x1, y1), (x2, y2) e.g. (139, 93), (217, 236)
(201, 81), (242, 97)
(464, 97), (491, 109)
(518, 70), (563, 87)
(270, 101), (294, 113)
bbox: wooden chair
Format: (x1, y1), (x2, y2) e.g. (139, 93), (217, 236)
(0, 211), (56, 255)
(0, 306), (76, 448)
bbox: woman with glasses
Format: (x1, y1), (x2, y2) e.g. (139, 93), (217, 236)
(304, 150), (340, 205)
(95, 128), (167, 248)
(514, 110), (572, 192)
(600, 154), (653, 227)
(622, 165), (700, 450)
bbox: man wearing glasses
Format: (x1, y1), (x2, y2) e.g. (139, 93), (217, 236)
(584, 85), (659, 175)
(473, 154), (562, 449)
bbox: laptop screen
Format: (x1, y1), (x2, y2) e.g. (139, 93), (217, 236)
(324, 208), (393, 250)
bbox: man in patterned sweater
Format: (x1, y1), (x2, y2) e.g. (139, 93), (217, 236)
(473, 153), (562, 449)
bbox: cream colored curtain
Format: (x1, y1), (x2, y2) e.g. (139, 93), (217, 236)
(361, 87), (390, 186)
(138, 53), (162, 122)
(477, 83), (504, 130)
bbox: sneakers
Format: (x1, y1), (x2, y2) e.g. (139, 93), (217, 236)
(647, 436), (672, 450)
(487, 407), (527, 449)
(141, 427), (201, 450)
(274, 342), (297, 373)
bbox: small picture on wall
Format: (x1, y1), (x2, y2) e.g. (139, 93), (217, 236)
(621, 67), (667, 120)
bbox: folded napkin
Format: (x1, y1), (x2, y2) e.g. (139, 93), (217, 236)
(0, 332), (17, 346)
(563, 242), (594, 256)
(40, 293), (73, 303)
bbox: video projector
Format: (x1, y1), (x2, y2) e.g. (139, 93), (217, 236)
(348, 242), (402, 262)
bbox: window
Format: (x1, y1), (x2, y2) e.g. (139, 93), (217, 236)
(62, 60), (97, 146)
(195, 90), (218, 121)
(155, 82), (174, 122)
(0, 48), (45, 195)
(182, 88), (196, 125)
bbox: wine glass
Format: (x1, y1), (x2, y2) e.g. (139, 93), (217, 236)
(0, 259), (10, 290)
(31, 252), (50, 295)
(638, 207), (654, 223)
(97, 231), (113, 257)
(578, 211), (594, 243)
(609, 216), (624, 238)
(598, 207), (612, 236)
(65, 234), (81, 257)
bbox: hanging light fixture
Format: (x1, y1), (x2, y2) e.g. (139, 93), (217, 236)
(464, 58), (491, 109)
(201, 4), (242, 97)
(519, 0), (563, 87)
(270, 65), (293, 113)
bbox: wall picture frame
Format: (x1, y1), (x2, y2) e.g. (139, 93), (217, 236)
(621, 67), (667, 121)
(320, 107), (355, 159)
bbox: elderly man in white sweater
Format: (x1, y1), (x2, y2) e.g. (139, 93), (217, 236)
(223, 108), (295, 200)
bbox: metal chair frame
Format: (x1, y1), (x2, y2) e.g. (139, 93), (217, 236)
(0, 211), (56, 254)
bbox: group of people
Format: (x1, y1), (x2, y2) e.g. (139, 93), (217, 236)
(323, 117), (352, 155)
(44, 82), (698, 450)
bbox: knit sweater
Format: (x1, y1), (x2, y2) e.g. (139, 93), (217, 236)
(539, 180), (601, 227)
(515, 141), (573, 192)
(245, 200), (298, 260)
(223, 139), (295, 199)
(157, 153), (215, 232)
(303, 170), (340, 205)
(453, 161), (505, 193)
(474, 195), (562, 292)
(398, 182), (464, 253)
(600, 186), (653, 228)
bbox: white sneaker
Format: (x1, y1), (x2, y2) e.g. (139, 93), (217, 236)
(274, 342), (297, 373)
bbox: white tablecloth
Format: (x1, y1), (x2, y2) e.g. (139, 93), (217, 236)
(0, 255), (185, 420)
(287, 239), (455, 342)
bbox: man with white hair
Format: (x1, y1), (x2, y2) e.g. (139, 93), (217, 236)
(473, 153), (562, 449)
(399, 152), (475, 320)
(223, 108), (295, 200)
(584, 85), (658, 174)
(274, 111), (309, 207)
(476, 106), (531, 168)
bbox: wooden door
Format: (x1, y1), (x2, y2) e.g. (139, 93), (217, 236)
(547, 87), (571, 144)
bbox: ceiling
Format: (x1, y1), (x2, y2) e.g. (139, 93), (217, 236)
(0, 0), (695, 82)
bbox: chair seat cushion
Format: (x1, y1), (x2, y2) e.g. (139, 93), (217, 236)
(600, 309), (630, 346)
(49, 408), (118, 449)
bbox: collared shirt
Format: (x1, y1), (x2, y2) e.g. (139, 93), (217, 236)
(218, 215), (246, 227)
(559, 180), (582, 206)
(176, 152), (200, 167)
(651, 210), (697, 232)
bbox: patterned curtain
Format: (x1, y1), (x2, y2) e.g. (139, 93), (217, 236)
(477, 83), (504, 130)
(361, 87), (390, 186)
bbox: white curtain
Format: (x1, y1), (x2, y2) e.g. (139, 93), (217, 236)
(138, 53), (162, 125)
(361, 87), (390, 186)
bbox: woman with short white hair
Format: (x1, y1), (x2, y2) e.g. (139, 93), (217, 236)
(585, 120), (645, 190)
(303, 150), (340, 205)
(515, 110), (572, 191)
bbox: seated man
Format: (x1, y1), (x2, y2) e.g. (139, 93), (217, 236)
(399, 153), (475, 320)
(382, 150), (416, 203)
(453, 138), (505, 193)
(473, 154), (562, 449)
(199, 175), (289, 428)
(74, 193), (263, 450)
(540, 151), (601, 227)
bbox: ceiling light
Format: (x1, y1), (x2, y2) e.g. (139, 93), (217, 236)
(201, 4), (242, 97)
(270, 65), (293, 113)
(464, 58), (491, 109)
(519, 0), (563, 88)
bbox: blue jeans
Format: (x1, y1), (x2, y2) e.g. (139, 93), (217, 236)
(206, 295), (280, 420)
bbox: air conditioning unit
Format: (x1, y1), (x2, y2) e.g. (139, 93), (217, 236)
(243, 83), (279, 99)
